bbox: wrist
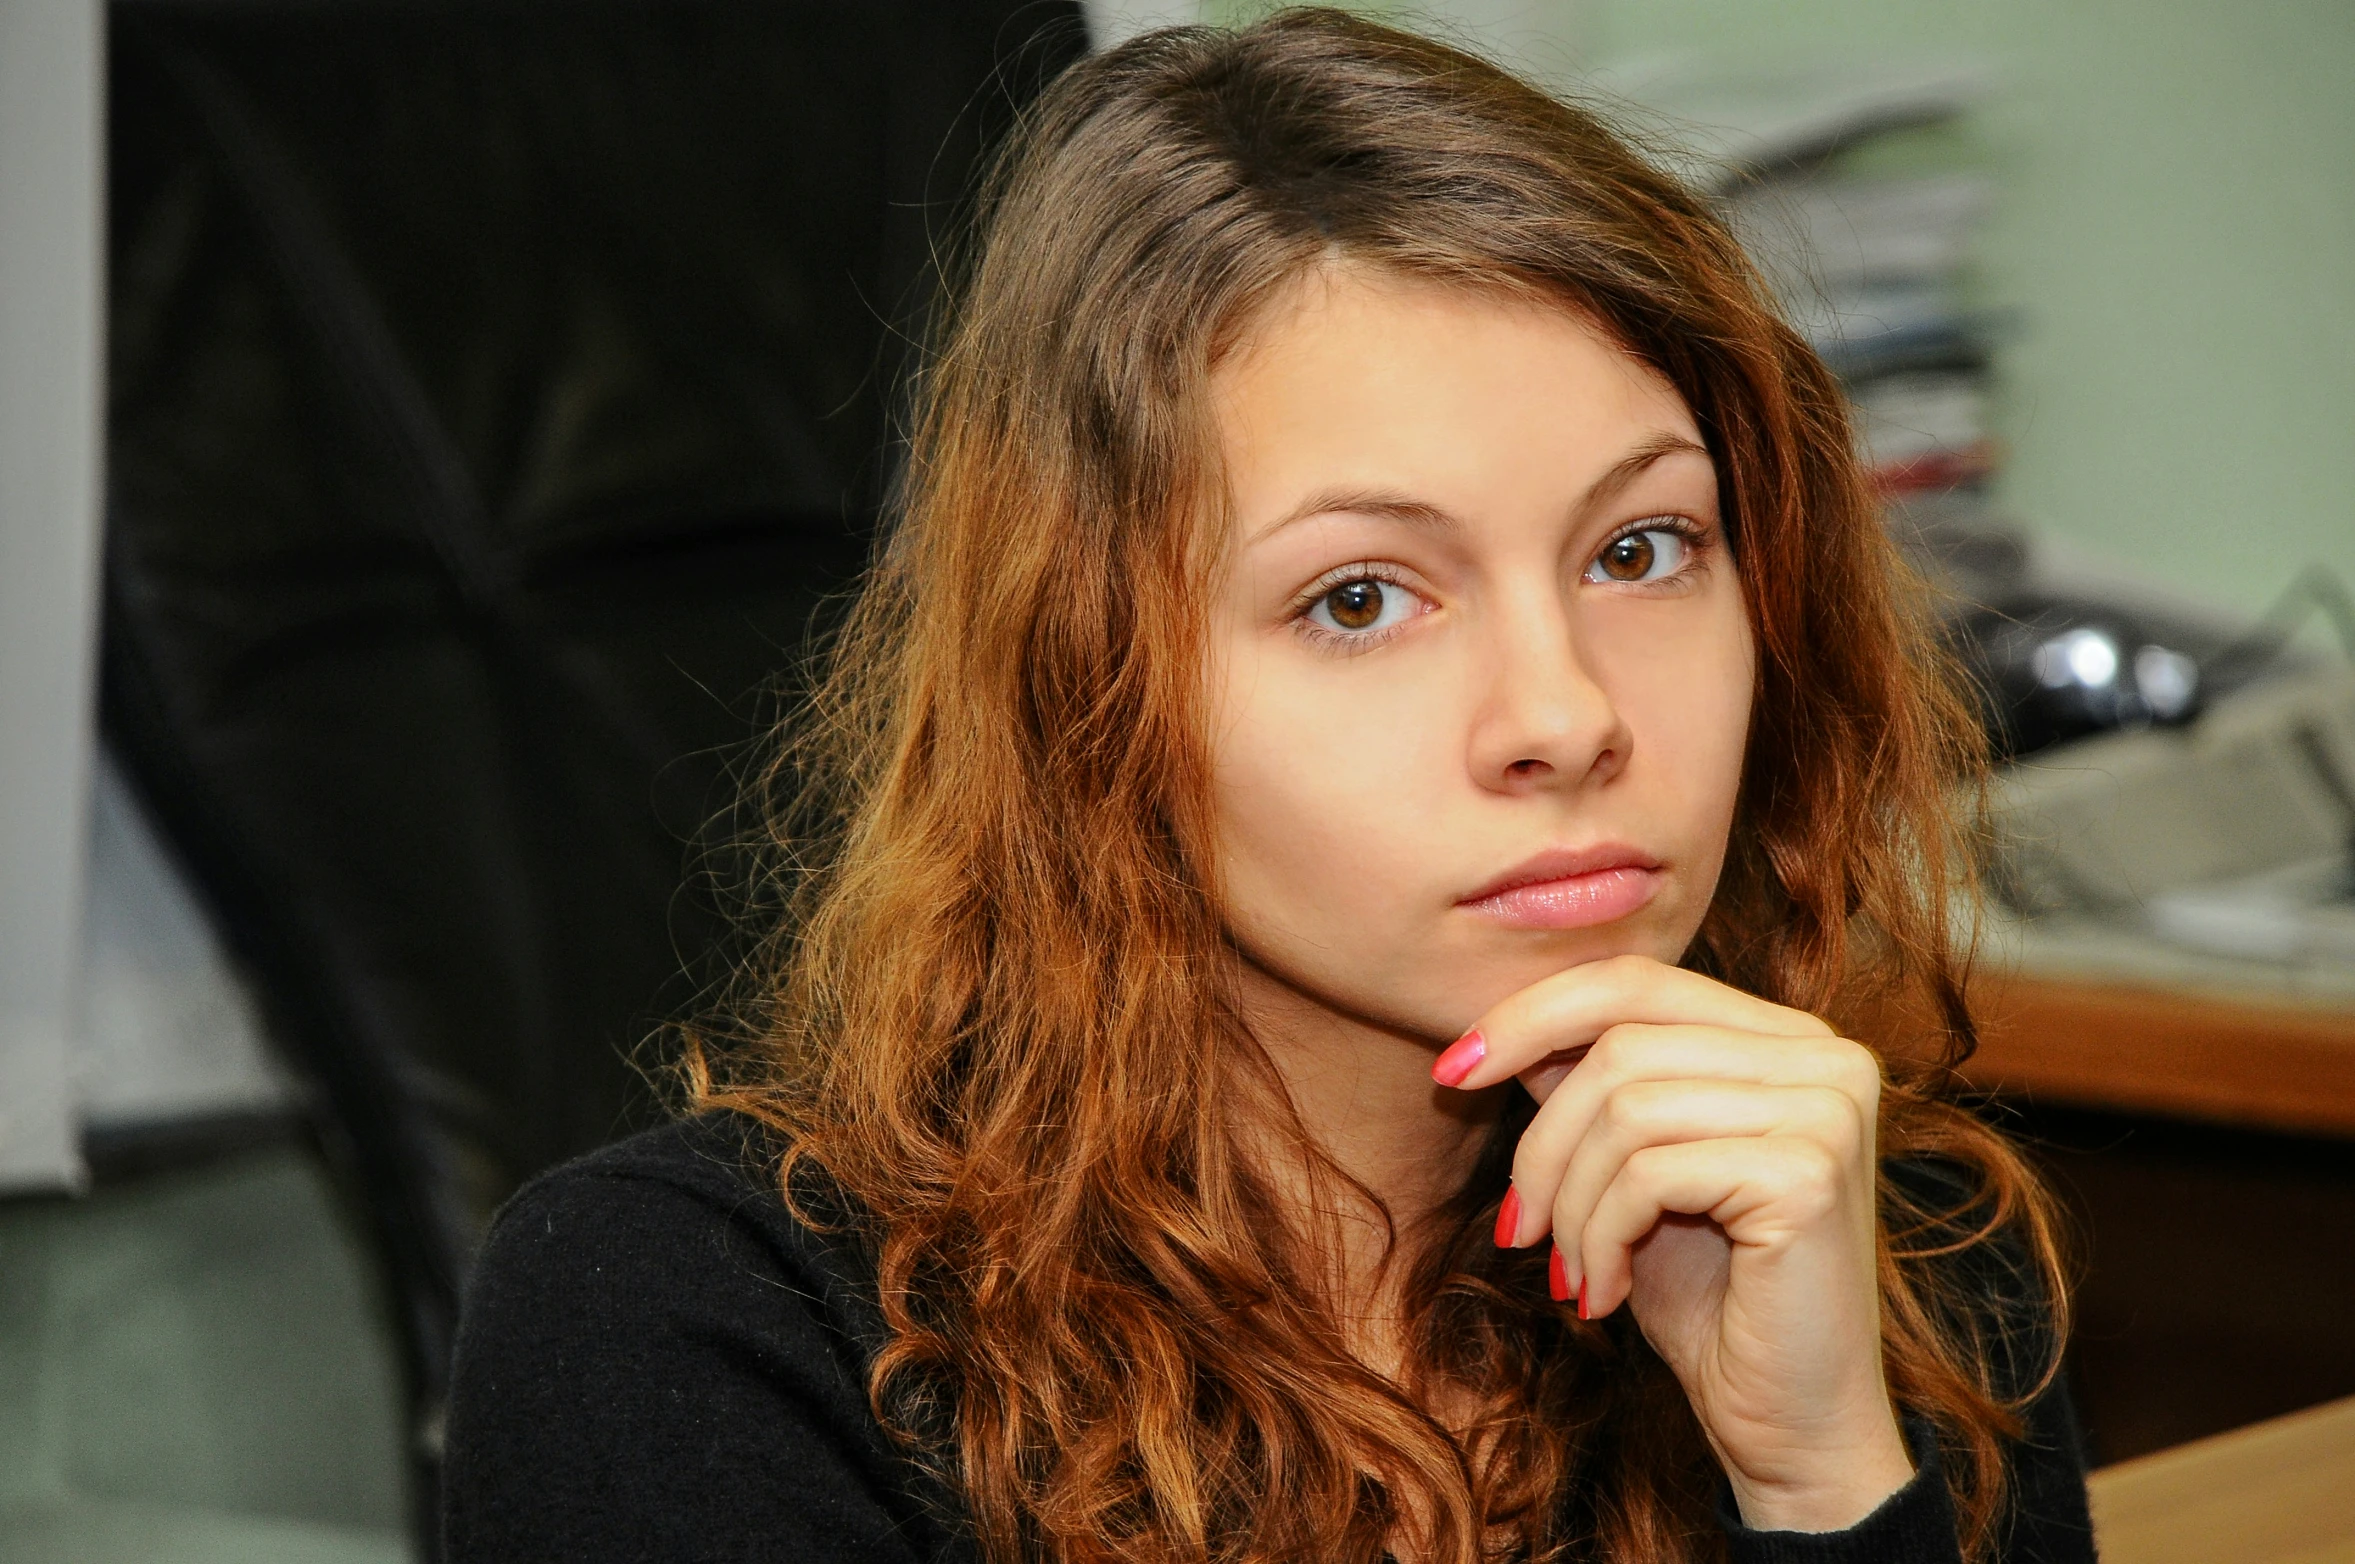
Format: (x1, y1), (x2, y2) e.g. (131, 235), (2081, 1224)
(1722, 1411), (1916, 1533)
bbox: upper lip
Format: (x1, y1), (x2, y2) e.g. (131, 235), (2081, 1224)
(1457, 844), (1662, 904)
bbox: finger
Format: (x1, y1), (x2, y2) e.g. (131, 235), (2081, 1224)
(1540, 1082), (1864, 1278)
(1494, 1026), (1881, 1246)
(1434, 955), (1830, 1092)
(1576, 1136), (1854, 1320)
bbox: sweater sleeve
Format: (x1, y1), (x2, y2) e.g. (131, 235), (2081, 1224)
(1718, 1414), (1961, 1564)
(440, 1150), (971, 1564)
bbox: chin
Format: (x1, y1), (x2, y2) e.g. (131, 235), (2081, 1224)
(1470, 914), (1678, 968)
(1436, 920), (1689, 1009)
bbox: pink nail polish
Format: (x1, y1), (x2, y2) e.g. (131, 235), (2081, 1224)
(1432, 1029), (1485, 1087)
(1494, 1186), (1520, 1248)
(1548, 1245), (1570, 1303)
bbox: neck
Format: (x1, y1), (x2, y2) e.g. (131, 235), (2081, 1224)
(1232, 959), (1506, 1352)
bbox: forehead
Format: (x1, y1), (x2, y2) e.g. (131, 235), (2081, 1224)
(1209, 264), (1705, 532)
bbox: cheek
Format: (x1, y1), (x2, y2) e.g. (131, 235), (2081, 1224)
(1206, 654), (1453, 948)
(1595, 599), (1754, 840)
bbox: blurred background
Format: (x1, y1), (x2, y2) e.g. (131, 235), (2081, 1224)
(1, 0), (2349, 1559)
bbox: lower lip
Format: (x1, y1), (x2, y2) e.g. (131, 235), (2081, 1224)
(1458, 867), (1662, 930)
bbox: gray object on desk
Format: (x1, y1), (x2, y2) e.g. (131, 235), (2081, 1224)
(1989, 664), (2355, 972)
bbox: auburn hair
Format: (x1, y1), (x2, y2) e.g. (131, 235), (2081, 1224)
(691, 11), (2067, 1562)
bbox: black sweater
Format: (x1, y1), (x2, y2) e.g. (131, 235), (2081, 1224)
(442, 1113), (2098, 1563)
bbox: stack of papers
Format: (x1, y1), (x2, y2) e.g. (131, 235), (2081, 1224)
(1604, 58), (2005, 502)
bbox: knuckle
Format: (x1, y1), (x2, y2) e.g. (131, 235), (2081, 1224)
(1601, 952), (1652, 983)
(1599, 1016), (1657, 1056)
(1803, 1083), (1865, 1141)
(1794, 1134), (1844, 1177)
(1600, 953), (1653, 1005)
(1596, 1084), (1650, 1137)
(1509, 1127), (1563, 1192)
(1803, 1037), (1882, 1109)
(1776, 1139), (1847, 1215)
(1620, 1143), (1673, 1194)
(1832, 1037), (1883, 1090)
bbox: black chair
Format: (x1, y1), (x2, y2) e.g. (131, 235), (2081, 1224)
(100, 0), (1086, 1544)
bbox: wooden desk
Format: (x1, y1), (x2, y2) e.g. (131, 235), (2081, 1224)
(1965, 973), (2355, 1138)
(2091, 1393), (2355, 1563)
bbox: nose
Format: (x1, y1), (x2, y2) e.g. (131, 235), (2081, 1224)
(1464, 585), (1630, 794)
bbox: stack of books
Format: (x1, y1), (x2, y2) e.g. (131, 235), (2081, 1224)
(1607, 60), (2005, 530)
(1726, 169), (1998, 498)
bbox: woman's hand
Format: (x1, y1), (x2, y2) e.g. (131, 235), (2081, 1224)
(1433, 955), (1913, 1533)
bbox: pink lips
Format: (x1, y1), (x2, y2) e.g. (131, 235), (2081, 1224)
(1456, 845), (1663, 930)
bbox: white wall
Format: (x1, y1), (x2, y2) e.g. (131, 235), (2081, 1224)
(0, 0), (105, 1192)
(1081, 0), (1205, 48)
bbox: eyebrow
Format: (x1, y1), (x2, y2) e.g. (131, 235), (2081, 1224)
(1244, 432), (1712, 546)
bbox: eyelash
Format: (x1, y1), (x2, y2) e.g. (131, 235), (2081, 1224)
(1589, 514), (1714, 588)
(1287, 561), (1426, 654)
(1284, 517), (1714, 653)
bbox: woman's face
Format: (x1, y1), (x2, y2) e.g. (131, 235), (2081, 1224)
(1205, 266), (1756, 1045)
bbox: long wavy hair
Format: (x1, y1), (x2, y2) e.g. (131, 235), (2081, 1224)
(691, 12), (2067, 1562)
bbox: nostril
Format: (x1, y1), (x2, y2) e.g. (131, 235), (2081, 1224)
(1506, 757), (1552, 778)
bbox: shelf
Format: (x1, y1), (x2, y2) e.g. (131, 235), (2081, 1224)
(1964, 972), (2355, 1138)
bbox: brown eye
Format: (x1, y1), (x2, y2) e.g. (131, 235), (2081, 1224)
(1584, 527), (1691, 586)
(1599, 533), (1656, 581)
(1323, 579), (1386, 630)
(1305, 573), (1423, 638)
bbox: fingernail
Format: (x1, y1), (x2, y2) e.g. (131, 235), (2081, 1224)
(1548, 1244), (1570, 1303)
(1493, 1185), (1520, 1248)
(1431, 1030), (1485, 1088)
(1577, 1278), (1589, 1322)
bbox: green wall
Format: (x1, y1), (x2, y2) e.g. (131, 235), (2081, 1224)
(1200, 0), (2355, 625)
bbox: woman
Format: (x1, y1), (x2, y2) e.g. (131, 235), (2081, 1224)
(443, 12), (2094, 1562)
